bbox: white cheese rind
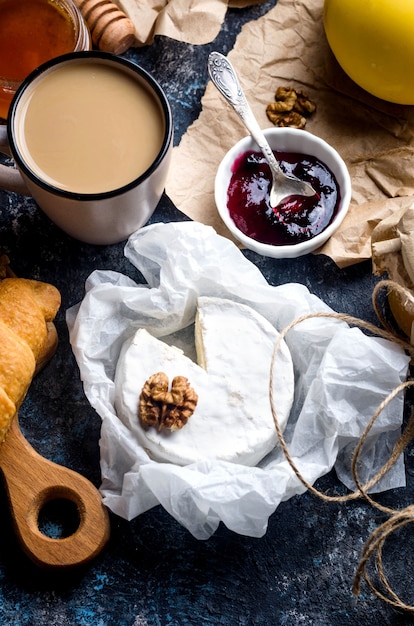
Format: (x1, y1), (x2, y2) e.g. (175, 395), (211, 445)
(114, 297), (294, 466)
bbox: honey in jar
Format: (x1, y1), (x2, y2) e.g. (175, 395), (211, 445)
(0, 0), (91, 119)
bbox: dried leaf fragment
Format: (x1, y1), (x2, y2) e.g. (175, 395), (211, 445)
(266, 86), (316, 129)
(0, 255), (15, 279)
(139, 372), (198, 432)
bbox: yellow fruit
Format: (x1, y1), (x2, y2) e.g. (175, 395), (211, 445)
(323, 0), (414, 104)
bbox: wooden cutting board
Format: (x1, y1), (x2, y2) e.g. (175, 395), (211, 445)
(0, 322), (110, 569)
(0, 415), (110, 568)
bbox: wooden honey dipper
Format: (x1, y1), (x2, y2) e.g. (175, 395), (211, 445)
(73, 0), (136, 54)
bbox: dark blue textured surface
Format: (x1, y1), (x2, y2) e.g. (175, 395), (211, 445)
(1, 3), (414, 624)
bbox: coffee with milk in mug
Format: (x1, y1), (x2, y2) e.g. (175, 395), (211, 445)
(0, 52), (173, 245)
(16, 60), (166, 193)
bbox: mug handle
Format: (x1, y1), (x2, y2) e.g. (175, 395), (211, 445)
(0, 124), (30, 195)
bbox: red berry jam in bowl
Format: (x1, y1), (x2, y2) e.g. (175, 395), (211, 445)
(215, 128), (352, 259)
(228, 150), (340, 246)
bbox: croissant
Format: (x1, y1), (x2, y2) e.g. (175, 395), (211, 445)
(0, 278), (61, 443)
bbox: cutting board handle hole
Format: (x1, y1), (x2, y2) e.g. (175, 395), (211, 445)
(37, 498), (81, 539)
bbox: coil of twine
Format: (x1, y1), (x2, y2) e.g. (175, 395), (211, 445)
(269, 279), (414, 613)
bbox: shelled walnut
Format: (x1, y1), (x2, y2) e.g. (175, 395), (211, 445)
(266, 86), (316, 129)
(139, 372), (198, 432)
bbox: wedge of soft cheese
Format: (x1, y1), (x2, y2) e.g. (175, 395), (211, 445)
(114, 296), (294, 466)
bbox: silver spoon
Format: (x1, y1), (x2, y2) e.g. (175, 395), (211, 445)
(207, 51), (317, 207)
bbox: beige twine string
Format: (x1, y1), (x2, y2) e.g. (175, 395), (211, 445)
(269, 284), (414, 613)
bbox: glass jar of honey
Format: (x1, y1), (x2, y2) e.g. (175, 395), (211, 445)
(0, 0), (91, 120)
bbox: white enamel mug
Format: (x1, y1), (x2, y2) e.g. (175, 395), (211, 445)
(0, 51), (173, 245)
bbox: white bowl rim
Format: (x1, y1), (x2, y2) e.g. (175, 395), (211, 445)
(215, 127), (352, 258)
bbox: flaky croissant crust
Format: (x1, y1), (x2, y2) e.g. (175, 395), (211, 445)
(0, 278), (61, 443)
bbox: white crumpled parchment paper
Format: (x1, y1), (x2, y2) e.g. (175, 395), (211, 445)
(66, 222), (409, 539)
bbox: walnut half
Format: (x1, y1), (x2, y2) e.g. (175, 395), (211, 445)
(139, 372), (198, 432)
(266, 86), (316, 129)
(266, 107), (307, 129)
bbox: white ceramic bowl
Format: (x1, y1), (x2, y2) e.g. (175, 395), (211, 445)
(214, 127), (352, 259)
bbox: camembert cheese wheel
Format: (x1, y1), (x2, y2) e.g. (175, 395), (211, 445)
(114, 296), (294, 466)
